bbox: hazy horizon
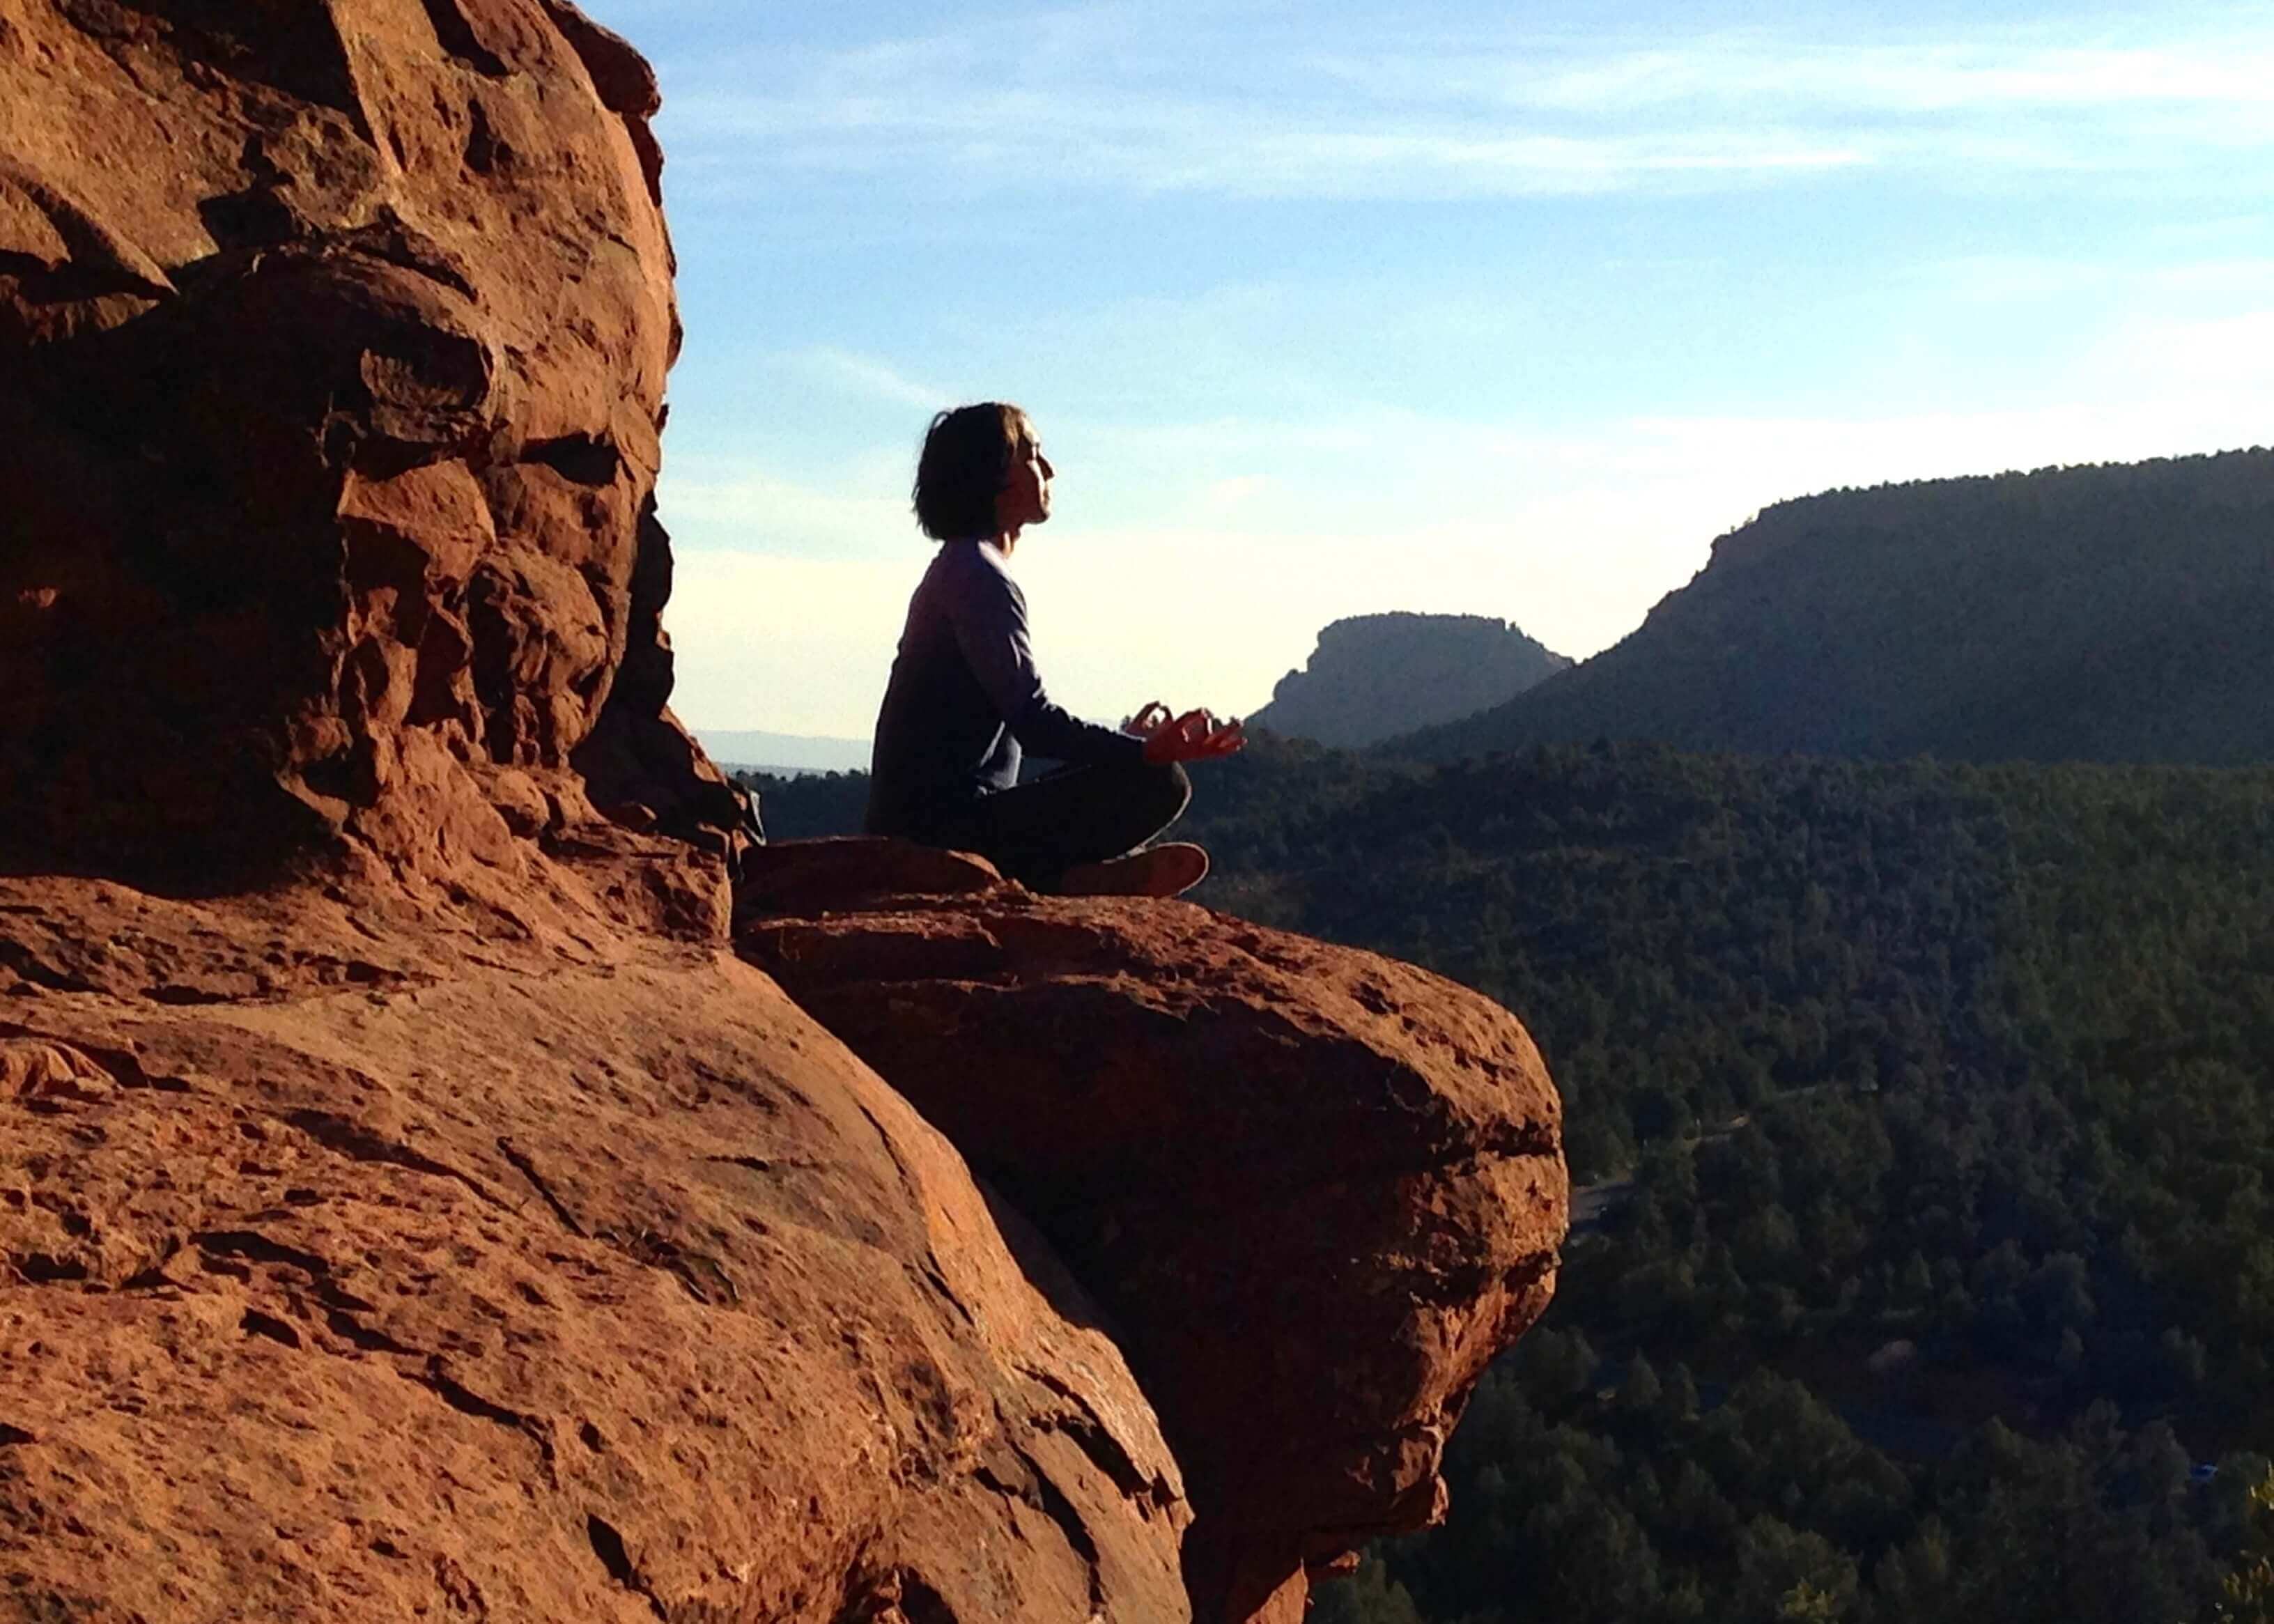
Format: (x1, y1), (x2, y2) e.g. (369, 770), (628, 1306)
(582, 0), (2274, 736)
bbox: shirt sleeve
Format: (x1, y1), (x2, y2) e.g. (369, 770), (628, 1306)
(947, 562), (1147, 767)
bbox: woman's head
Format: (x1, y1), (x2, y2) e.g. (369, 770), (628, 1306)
(912, 403), (1049, 541)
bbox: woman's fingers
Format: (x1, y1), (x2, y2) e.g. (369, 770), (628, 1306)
(1203, 720), (1246, 755)
(1139, 707), (1246, 761)
(1124, 700), (1173, 737)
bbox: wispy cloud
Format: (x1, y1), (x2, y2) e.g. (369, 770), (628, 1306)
(2091, 308), (2274, 384)
(656, 462), (913, 557)
(653, 10), (2274, 201)
(1917, 253), (2274, 302)
(1344, 35), (2274, 117)
(778, 346), (946, 410)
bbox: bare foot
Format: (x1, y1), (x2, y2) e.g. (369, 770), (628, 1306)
(1054, 842), (1209, 899)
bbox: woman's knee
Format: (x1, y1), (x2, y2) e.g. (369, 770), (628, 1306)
(1136, 759), (1192, 826)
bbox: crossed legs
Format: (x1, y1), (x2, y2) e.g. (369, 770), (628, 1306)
(923, 759), (1193, 892)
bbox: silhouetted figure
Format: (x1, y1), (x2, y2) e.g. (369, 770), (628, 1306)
(864, 403), (1243, 897)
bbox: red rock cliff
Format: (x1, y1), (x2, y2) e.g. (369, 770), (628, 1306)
(0, 6), (1568, 1621)
(0, 0), (736, 887)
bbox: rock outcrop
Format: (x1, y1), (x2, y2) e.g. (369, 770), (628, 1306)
(0, 882), (1191, 1621)
(0, 0), (743, 886)
(741, 869), (1566, 1623)
(0, 5), (1568, 1621)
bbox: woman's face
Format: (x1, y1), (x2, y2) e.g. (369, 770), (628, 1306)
(996, 430), (1054, 534)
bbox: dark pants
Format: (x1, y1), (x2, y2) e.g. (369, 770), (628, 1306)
(917, 759), (1191, 890)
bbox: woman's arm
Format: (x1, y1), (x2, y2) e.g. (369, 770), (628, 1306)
(948, 564), (1145, 766)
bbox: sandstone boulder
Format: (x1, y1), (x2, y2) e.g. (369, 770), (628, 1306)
(740, 867), (1568, 1623)
(0, 878), (1192, 1622)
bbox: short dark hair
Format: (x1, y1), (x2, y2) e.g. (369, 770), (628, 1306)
(911, 403), (1034, 541)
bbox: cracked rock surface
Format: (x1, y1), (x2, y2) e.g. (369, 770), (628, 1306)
(0, 874), (1191, 1622)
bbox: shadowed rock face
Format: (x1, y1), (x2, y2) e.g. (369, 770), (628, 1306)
(0, 0), (730, 881)
(741, 869), (1569, 1624)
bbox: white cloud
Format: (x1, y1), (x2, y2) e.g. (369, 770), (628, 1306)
(653, 13), (2274, 201)
(781, 346), (946, 409)
(2090, 308), (2274, 385)
(1894, 250), (2274, 311)
(656, 463), (914, 559)
(1461, 38), (2274, 117)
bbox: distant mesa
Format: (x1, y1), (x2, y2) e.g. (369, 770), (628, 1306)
(1247, 612), (1572, 748)
(1394, 449), (2274, 768)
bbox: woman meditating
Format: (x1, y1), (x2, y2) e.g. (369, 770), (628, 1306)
(863, 402), (1244, 897)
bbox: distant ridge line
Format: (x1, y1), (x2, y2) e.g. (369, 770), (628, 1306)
(1387, 447), (2274, 769)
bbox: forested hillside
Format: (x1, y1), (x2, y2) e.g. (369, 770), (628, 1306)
(1246, 612), (1570, 747)
(1182, 737), (2274, 1623)
(1398, 449), (2274, 768)
(743, 768), (869, 841)
(740, 739), (2274, 1618)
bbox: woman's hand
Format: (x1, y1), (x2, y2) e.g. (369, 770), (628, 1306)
(1121, 700), (1173, 739)
(1141, 707), (1246, 765)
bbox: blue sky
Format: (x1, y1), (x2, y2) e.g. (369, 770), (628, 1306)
(578, 0), (2274, 741)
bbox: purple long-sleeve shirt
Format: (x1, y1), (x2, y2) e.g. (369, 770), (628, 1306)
(863, 539), (1143, 836)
